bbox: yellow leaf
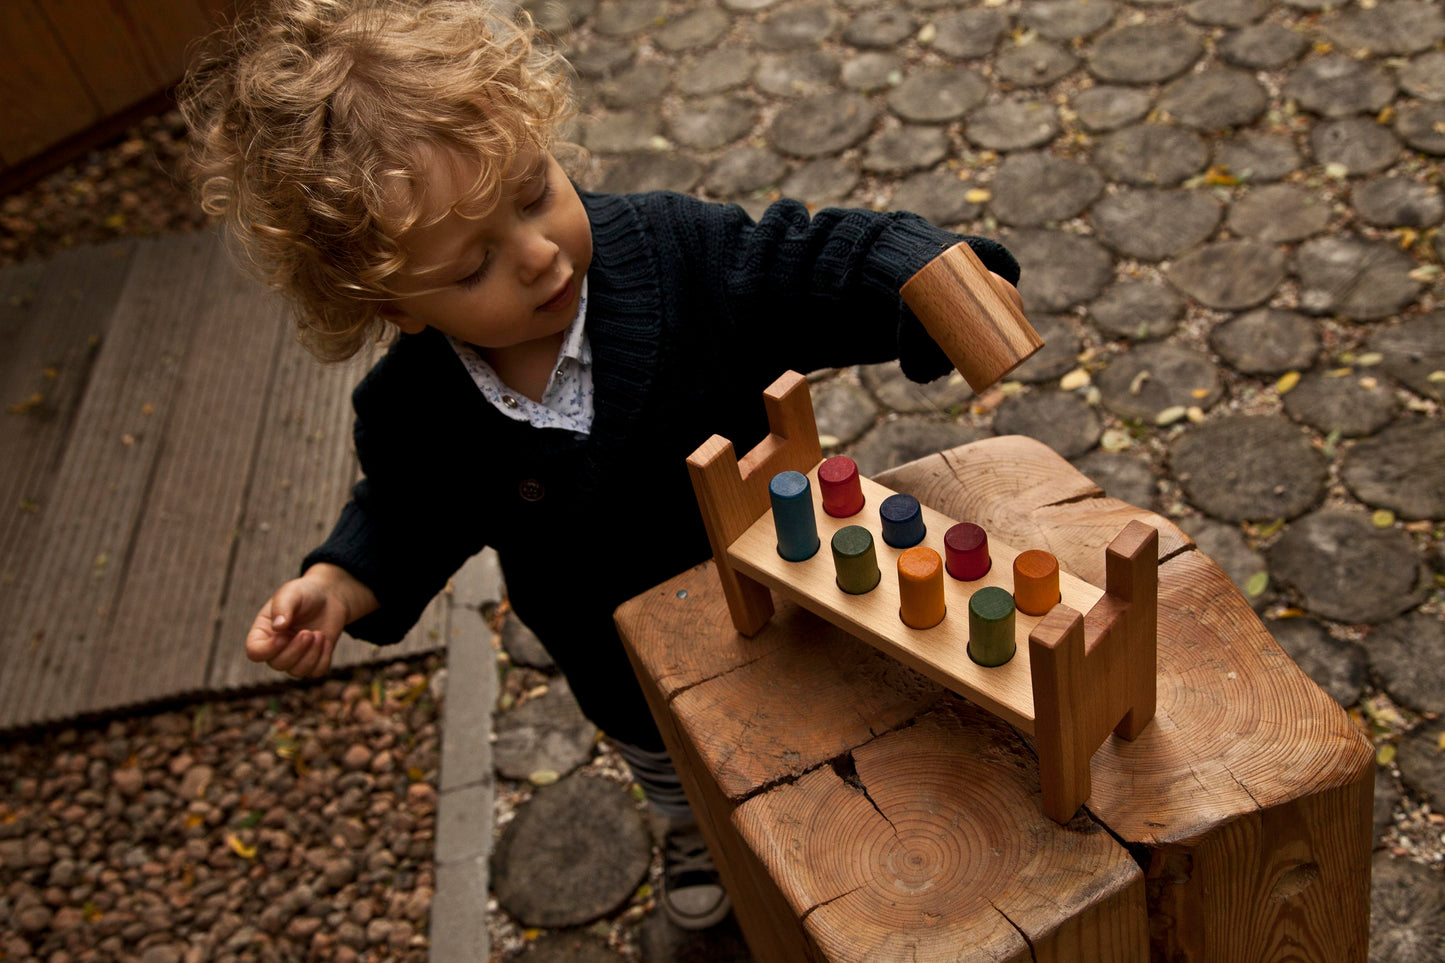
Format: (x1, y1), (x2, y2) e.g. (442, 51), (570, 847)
(1313, 41), (1333, 54)
(1275, 371), (1301, 394)
(1326, 367), (1353, 378)
(1398, 227), (1419, 249)
(1155, 406), (1187, 426)
(917, 23), (937, 44)
(1257, 519), (1286, 538)
(523, 928), (542, 941)
(1373, 510), (1396, 528)
(184, 813), (205, 828)
(1377, 744), (1396, 766)
(226, 834), (257, 859)
(1059, 368), (1091, 391)
(42, 367), (57, 380)
(8, 392), (43, 414)
(104, 213), (126, 230)
(407, 766), (426, 782)
(965, 187), (992, 204)
(1357, 352), (1383, 367)
(1428, 370), (1445, 383)
(529, 770), (559, 786)
(1244, 572), (1269, 597)
(1202, 165), (1239, 187)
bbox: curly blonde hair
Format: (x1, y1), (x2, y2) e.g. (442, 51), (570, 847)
(180, 0), (575, 361)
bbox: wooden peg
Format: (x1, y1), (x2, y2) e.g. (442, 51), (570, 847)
(900, 241), (1044, 393)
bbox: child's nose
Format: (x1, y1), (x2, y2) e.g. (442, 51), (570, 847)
(516, 229), (559, 283)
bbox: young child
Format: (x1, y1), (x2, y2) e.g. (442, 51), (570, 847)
(181, 0), (1019, 932)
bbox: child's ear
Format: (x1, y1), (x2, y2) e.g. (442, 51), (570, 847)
(378, 304), (427, 335)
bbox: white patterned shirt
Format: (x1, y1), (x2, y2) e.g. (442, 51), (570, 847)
(445, 278), (594, 435)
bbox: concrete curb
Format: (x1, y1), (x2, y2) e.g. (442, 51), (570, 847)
(430, 549), (503, 961)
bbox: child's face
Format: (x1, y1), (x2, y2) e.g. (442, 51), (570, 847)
(383, 150), (592, 353)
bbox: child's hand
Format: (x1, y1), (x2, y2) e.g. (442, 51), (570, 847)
(245, 564), (378, 678)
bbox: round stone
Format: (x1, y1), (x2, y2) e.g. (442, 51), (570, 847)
(593, 0), (665, 37)
(667, 95), (757, 151)
(582, 110), (662, 153)
(1341, 418), (1445, 518)
(1398, 721), (1445, 816)
(991, 390), (1101, 458)
(1219, 22), (1311, 70)
(678, 47), (757, 96)
(964, 99), (1061, 152)
(1269, 510), (1430, 622)
(1090, 188), (1222, 261)
(1001, 228), (1114, 312)
(1366, 611), (1445, 714)
(1183, 516), (1274, 611)
(1159, 67), (1268, 130)
(890, 169), (982, 226)
(598, 61), (671, 110)
(1087, 22), (1203, 85)
(1010, 314), (1082, 383)
(1294, 235), (1422, 320)
(841, 52), (905, 93)
(656, 8), (729, 51)
(994, 40), (1079, 88)
(596, 153), (703, 194)
(527, 934), (627, 963)
(1369, 312), (1445, 401)
(989, 152), (1104, 227)
(1213, 131), (1301, 183)
(1186, 0), (1271, 27)
(1283, 370), (1398, 437)
(521, 0), (595, 34)
(1284, 54), (1398, 118)
(1397, 102), (1445, 155)
(862, 125), (949, 174)
(888, 68), (988, 123)
(1019, 0), (1117, 41)
(1266, 618), (1366, 706)
(1209, 309), (1320, 375)
(1400, 50), (1445, 101)
(755, 50), (840, 97)
(1369, 852), (1445, 961)
(860, 361), (971, 413)
(1096, 343), (1223, 422)
(492, 679), (598, 782)
(755, 4), (835, 49)
(846, 417), (988, 477)
(1309, 117), (1400, 176)
(1170, 416), (1326, 522)
(842, 8), (916, 48)
(1323, 0), (1445, 56)
(781, 157), (860, 205)
(1070, 450), (1157, 509)
(491, 773), (652, 927)
(1096, 124), (1209, 186)
(706, 145), (787, 198)
(1072, 85), (1154, 132)
(814, 378), (879, 446)
(769, 92), (877, 157)
(1168, 239), (1286, 310)
(501, 614), (554, 670)
(1089, 280), (1185, 342)
(1226, 183), (1332, 243)
(1353, 176), (1445, 228)
(568, 36), (636, 79)
(930, 9), (1008, 60)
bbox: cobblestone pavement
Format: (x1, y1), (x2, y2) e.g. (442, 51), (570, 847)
(485, 0), (1445, 960)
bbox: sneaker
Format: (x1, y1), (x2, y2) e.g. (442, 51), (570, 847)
(661, 819), (732, 930)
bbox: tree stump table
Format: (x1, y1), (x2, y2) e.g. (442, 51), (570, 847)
(615, 435), (1374, 962)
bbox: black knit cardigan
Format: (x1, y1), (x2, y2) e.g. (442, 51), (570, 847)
(304, 189), (1019, 744)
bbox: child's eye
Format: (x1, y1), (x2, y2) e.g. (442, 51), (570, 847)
(457, 258), (489, 289)
(525, 181), (554, 212)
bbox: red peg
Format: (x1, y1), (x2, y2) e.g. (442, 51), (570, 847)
(819, 455), (865, 518)
(944, 522), (991, 580)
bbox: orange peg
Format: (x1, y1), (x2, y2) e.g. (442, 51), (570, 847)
(898, 546), (946, 629)
(1013, 549), (1060, 616)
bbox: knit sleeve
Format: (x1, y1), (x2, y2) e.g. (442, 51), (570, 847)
(301, 345), (488, 645)
(635, 192), (1021, 383)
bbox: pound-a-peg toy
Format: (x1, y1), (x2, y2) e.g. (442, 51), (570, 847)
(688, 370), (1158, 824)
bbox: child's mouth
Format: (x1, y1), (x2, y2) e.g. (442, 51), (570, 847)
(539, 278), (573, 312)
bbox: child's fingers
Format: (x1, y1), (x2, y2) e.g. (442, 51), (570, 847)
(245, 604), (289, 663)
(266, 631), (315, 673)
(288, 632), (334, 678)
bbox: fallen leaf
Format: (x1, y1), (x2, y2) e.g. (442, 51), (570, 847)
(917, 23), (937, 44)
(529, 770), (559, 786)
(8, 392), (43, 414)
(1059, 368), (1091, 391)
(1129, 370), (1150, 395)
(1376, 744), (1396, 767)
(1373, 510), (1396, 528)
(1155, 406), (1187, 426)
(818, 433), (840, 448)
(1357, 352), (1383, 367)
(226, 834), (257, 859)
(965, 187), (992, 204)
(1275, 371), (1301, 394)
(1100, 428), (1132, 452)
(1244, 572), (1269, 597)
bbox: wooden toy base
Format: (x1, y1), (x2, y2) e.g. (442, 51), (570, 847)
(688, 371), (1158, 822)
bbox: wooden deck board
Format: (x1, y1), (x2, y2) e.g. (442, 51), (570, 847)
(0, 233), (222, 728)
(0, 232), (451, 731)
(98, 233), (288, 708)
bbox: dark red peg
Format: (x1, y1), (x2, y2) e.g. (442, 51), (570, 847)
(944, 522), (991, 580)
(818, 455), (865, 518)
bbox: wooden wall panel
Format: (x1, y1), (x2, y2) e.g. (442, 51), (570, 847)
(0, 1), (99, 167)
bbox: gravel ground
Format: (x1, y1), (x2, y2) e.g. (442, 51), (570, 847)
(0, 656), (444, 963)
